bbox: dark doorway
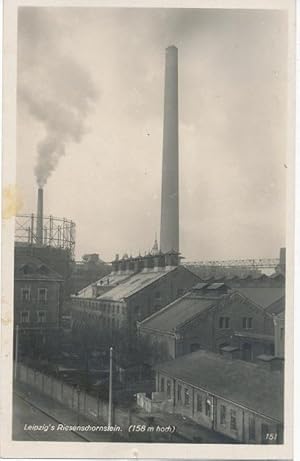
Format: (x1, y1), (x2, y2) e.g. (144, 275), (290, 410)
(242, 342), (252, 361)
(190, 343), (201, 353)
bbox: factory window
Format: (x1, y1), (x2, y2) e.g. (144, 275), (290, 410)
(249, 416), (256, 441)
(166, 380), (171, 399)
(205, 399), (212, 417)
(177, 384), (182, 402)
(37, 311), (46, 323)
(20, 311), (29, 323)
(220, 405), (226, 425)
(117, 305), (120, 314)
(219, 316), (230, 329)
(230, 410), (237, 431)
(242, 317), (253, 329)
(196, 394), (202, 412)
(21, 288), (31, 302)
(160, 377), (165, 392)
(38, 288), (48, 303)
(184, 388), (190, 406)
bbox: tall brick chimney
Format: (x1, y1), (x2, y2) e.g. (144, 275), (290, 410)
(36, 187), (43, 245)
(160, 46), (179, 253)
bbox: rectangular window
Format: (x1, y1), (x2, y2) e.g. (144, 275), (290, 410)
(166, 380), (171, 399)
(243, 317), (253, 329)
(230, 409), (237, 431)
(220, 405), (226, 425)
(177, 384), (182, 402)
(38, 288), (48, 303)
(21, 288), (31, 302)
(280, 327), (284, 339)
(37, 311), (46, 323)
(160, 377), (165, 392)
(196, 394), (202, 412)
(184, 388), (190, 406)
(249, 416), (256, 440)
(205, 399), (211, 417)
(20, 311), (29, 323)
(219, 317), (230, 329)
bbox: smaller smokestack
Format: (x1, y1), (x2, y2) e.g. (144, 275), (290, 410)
(36, 187), (44, 245)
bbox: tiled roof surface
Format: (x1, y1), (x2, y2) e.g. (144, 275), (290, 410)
(236, 287), (284, 309)
(155, 350), (283, 421)
(98, 267), (177, 301)
(139, 295), (215, 333)
(15, 255), (62, 281)
(76, 272), (133, 298)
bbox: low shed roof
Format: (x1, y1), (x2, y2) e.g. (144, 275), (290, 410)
(155, 349), (283, 422)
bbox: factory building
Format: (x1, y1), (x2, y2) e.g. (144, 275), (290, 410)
(138, 283), (284, 363)
(149, 350), (283, 444)
(71, 250), (200, 339)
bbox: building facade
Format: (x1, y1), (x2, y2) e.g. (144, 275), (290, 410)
(14, 254), (64, 354)
(138, 284), (285, 363)
(71, 252), (200, 340)
(152, 350), (283, 444)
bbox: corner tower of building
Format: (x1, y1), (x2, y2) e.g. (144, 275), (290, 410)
(160, 45), (179, 253)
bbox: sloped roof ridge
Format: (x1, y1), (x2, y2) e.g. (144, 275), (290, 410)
(15, 254), (63, 279)
(139, 291), (191, 325)
(231, 288), (281, 318)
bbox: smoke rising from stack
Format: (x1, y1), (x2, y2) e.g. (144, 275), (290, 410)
(18, 8), (98, 187)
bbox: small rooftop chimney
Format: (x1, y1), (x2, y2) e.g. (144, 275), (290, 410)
(36, 187), (43, 245)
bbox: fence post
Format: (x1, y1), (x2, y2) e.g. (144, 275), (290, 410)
(97, 393), (100, 418)
(84, 391), (87, 415)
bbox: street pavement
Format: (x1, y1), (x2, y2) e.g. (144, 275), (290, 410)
(13, 394), (85, 442)
(14, 382), (121, 442)
(14, 381), (234, 443)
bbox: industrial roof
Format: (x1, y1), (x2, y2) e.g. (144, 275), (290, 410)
(155, 350), (283, 422)
(15, 255), (63, 281)
(98, 267), (178, 302)
(139, 294), (215, 333)
(76, 272), (133, 298)
(236, 287), (284, 309)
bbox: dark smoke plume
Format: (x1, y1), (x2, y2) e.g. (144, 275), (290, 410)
(18, 8), (98, 186)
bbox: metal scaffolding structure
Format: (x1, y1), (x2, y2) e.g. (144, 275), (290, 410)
(15, 214), (76, 258)
(184, 258), (280, 269)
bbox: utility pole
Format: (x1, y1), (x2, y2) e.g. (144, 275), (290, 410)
(14, 324), (19, 380)
(108, 346), (113, 426)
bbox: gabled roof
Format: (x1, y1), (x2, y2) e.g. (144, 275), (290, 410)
(98, 266), (178, 302)
(14, 255), (62, 281)
(155, 350), (283, 422)
(139, 293), (216, 333)
(236, 287), (284, 310)
(76, 272), (133, 298)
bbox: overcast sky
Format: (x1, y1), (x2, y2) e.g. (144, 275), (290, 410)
(17, 7), (288, 262)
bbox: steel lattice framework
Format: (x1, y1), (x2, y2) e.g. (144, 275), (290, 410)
(15, 214), (76, 257)
(184, 258), (280, 269)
